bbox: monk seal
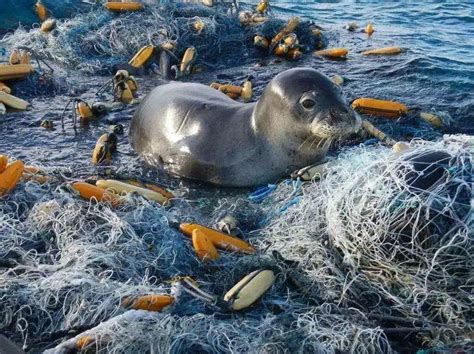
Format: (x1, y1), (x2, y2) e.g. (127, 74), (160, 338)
(129, 67), (361, 187)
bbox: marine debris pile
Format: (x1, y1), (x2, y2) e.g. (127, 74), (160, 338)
(1, 2), (322, 75)
(259, 136), (472, 350)
(0, 160), (392, 353)
(0, 1), (472, 353)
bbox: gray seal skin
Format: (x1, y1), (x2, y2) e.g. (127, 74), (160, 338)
(130, 67), (361, 187)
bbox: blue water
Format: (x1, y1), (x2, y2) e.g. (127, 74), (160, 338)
(273, 1), (474, 135)
(0, 0), (92, 32)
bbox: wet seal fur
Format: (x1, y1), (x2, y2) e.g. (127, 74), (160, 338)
(130, 67), (361, 187)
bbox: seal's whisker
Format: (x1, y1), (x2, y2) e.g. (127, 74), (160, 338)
(311, 139), (322, 149)
(297, 136), (313, 151)
(311, 136), (324, 150)
(324, 137), (334, 150)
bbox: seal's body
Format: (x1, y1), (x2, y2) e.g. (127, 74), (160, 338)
(130, 68), (360, 187)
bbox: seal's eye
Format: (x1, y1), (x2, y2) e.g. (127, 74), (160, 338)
(301, 98), (316, 110)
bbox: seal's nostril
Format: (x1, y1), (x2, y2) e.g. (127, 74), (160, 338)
(328, 108), (341, 123)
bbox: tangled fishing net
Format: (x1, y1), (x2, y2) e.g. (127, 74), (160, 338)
(0, 172), (389, 352)
(0, 1), (471, 351)
(0, 2), (322, 75)
(1, 135), (471, 352)
(257, 134), (473, 351)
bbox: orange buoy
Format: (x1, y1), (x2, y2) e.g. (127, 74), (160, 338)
(192, 229), (219, 261)
(268, 17), (299, 53)
(273, 43), (289, 56)
(71, 182), (120, 206)
(287, 48), (302, 60)
(0, 160), (24, 197)
(35, 1), (48, 22)
(365, 22), (374, 35)
(128, 45), (154, 68)
(0, 82), (11, 94)
(8, 50), (20, 65)
(19, 50), (30, 64)
(419, 112), (443, 128)
(0, 64), (34, 81)
(362, 47), (401, 56)
(122, 294), (174, 312)
(351, 97), (408, 118)
(0, 155), (8, 173)
(104, 2), (144, 12)
(125, 180), (174, 199)
(40, 18), (56, 33)
(140, 182), (174, 199)
(314, 48), (348, 58)
(180, 223), (256, 254)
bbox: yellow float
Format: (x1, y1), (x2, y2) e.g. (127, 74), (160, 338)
(0, 160), (25, 197)
(71, 182), (121, 206)
(314, 48), (348, 58)
(40, 18), (56, 33)
(192, 229), (219, 262)
(0, 82), (11, 94)
(104, 2), (144, 12)
(352, 97), (408, 118)
(0, 92), (29, 110)
(419, 112), (443, 128)
(179, 223), (255, 254)
(0, 64), (34, 81)
(122, 294), (174, 312)
(365, 22), (374, 35)
(125, 180), (174, 200)
(224, 270), (275, 311)
(95, 179), (168, 204)
(129, 45), (154, 68)
(362, 47), (402, 55)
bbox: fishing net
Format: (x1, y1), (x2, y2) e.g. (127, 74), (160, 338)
(257, 134), (473, 350)
(0, 1), (471, 352)
(1, 135), (471, 352)
(0, 2), (321, 75)
(0, 176), (388, 353)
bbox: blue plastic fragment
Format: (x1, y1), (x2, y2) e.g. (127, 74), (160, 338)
(363, 138), (379, 146)
(248, 184), (277, 203)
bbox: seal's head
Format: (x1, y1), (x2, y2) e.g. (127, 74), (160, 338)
(254, 67), (360, 153)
